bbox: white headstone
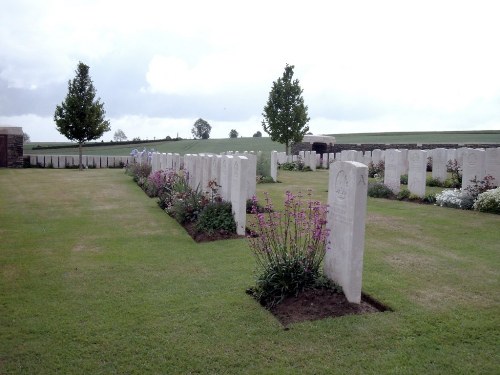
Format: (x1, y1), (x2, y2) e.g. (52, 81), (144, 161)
(485, 147), (500, 186)
(220, 155), (233, 201)
(384, 149), (402, 193)
(408, 150), (428, 197)
(160, 153), (167, 171)
(310, 151), (317, 171)
(462, 148), (486, 192)
(432, 148), (447, 182)
(231, 156), (248, 235)
(245, 153), (257, 199)
(270, 151), (278, 182)
(324, 161), (368, 304)
(399, 149), (409, 175)
(371, 149), (383, 165)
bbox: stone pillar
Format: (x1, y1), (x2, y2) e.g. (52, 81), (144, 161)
(432, 148), (447, 182)
(408, 150), (427, 197)
(324, 161), (368, 304)
(270, 151), (278, 182)
(231, 156), (248, 235)
(384, 149), (402, 193)
(462, 148), (486, 192)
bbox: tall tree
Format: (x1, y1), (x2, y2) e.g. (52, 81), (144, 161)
(229, 129), (238, 138)
(54, 62), (110, 170)
(253, 131), (262, 137)
(191, 118), (211, 139)
(113, 129), (128, 142)
(262, 64), (309, 155)
(23, 132), (30, 143)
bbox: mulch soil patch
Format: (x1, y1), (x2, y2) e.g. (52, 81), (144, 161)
(269, 288), (391, 327)
(182, 222), (245, 242)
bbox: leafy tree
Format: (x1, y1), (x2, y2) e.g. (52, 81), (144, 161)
(23, 132), (30, 143)
(253, 131), (262, 137)
(54, 62), (110, 169)
(262, 64), (309, 154)
(113, 129), (128, 142)
(229, 129), (238, 138)
(191, 118), (211, 139)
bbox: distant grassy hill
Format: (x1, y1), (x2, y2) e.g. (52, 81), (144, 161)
(25, 130), (500, 155)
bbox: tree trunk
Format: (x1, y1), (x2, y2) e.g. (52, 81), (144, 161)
(79, 143), (83, 171)
(285, 141), (289, 156)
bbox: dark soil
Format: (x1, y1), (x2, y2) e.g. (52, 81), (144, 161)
(268, 288), (391, 327)
(182, 222), (245, 242)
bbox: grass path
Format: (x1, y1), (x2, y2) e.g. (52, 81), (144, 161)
(1, 169), (499, 374)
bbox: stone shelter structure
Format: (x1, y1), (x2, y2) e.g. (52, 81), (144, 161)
(0, 127), (24, 168)
(291, 135), (336, 155)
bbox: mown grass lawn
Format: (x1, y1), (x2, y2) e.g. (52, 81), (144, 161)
(1, 169), (499, 374)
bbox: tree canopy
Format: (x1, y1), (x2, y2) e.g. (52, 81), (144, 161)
(229, 129), (238, 138)
(191, 118), (211, 139)
(113, 129), (128, 142)
(262, 64), (309, 154)
(54, 62), (110, 169)
(253, 131), (262, 137)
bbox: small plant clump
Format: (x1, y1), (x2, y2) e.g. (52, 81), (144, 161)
(368, 161), (384, 178)
(246, 191), (331, 308)
(473, 187), (500, 214)
(367, 182), (394, 198)
(435, 189), (475, 210)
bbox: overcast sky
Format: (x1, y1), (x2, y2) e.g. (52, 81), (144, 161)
(1, 0), (499, 142)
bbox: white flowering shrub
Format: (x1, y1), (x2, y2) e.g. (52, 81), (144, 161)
(435, 189), (474, 210)
(473, 187), (500, 214)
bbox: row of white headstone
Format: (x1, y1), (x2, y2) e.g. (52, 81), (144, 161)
(271, 147), (500, 196)
(147, 151), (257, 236)
(28, 155), (132, 168)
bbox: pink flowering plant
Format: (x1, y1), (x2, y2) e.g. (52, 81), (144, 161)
(247, 191), (332, 307)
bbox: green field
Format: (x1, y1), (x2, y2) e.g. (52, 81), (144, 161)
(24, 130), (500, 156)
(1, 168), (499, 374)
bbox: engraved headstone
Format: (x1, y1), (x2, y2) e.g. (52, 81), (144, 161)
(432, 148), (447, 182)
(384, 149), (402, 193)
(231, 156), (249, 235)
(270, 151), (278, 182)
(324, 161), (368, 304)
(408, 150), (427, 197)
(485, 147), (500, 186)
(462, 148), (486, 193)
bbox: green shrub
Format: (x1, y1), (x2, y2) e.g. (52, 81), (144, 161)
(196, 202), (236, 235)
(279, 162), (297, 171)
(368, 182), (393, 198)
(397, 188), (411, 200)
(473, 187), (500, 214)
(400, 174), (408, 185)
(257, 176), (276, 184)
(423, 193), (436, 204)
(426, 176), (444, 187)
